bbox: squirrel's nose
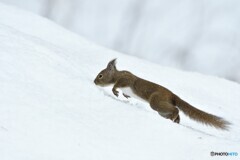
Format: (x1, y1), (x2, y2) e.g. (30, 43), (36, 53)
(94, 78), (97, 84)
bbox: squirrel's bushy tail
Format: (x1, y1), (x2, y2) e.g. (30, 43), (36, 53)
(174, 95), (230, 130)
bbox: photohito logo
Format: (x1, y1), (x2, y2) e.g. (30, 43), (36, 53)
(210, 151), (238, 156)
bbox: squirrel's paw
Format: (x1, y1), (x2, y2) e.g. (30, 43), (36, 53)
(123, 93), (130, 99)
(112, 89), (119, 97)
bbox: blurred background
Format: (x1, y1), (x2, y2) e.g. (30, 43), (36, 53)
(1, 0), (240, 83)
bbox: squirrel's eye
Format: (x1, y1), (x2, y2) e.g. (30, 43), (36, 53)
(98, 74), (103, 79)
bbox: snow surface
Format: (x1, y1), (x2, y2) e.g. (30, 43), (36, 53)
(0, 3), (239, 160)
(1, 0), (240, 82)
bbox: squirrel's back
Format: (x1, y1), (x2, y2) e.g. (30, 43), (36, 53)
(132, 76), (174, 101)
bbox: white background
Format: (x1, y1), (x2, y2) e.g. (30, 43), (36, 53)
(1, 0), (240, 82)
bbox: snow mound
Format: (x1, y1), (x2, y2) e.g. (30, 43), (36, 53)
(0, 3), (239, 160)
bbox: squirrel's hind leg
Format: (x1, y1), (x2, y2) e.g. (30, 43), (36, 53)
(149, 92), (180, 124)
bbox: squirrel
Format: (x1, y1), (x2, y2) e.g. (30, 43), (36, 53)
(94, 59), (230, 130)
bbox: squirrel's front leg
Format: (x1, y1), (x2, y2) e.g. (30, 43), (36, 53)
(123, 93), (130, 99)
(112, 78), (130, 97)
(112, 87), (119, 97)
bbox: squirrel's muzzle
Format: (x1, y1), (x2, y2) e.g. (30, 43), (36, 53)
(94, 77), (100, 85)
(94, 78), (97, 85)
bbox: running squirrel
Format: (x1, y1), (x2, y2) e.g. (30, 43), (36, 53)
(94, 59), (230, 130)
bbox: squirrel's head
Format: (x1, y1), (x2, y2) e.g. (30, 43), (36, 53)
(94, 59), (117, 86)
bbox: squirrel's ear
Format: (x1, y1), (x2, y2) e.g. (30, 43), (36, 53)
(107, 58), (117, 71)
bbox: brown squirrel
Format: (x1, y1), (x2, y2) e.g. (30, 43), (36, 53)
(94, 59), (230, 130)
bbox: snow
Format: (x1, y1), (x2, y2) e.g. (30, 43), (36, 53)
(0, 2), (239, 160)
(1, 0), (240, 82)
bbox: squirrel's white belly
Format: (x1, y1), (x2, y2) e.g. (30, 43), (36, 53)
(121, 87), (145, 101)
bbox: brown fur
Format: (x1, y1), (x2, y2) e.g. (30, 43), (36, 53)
(94, 59), (230, 130)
